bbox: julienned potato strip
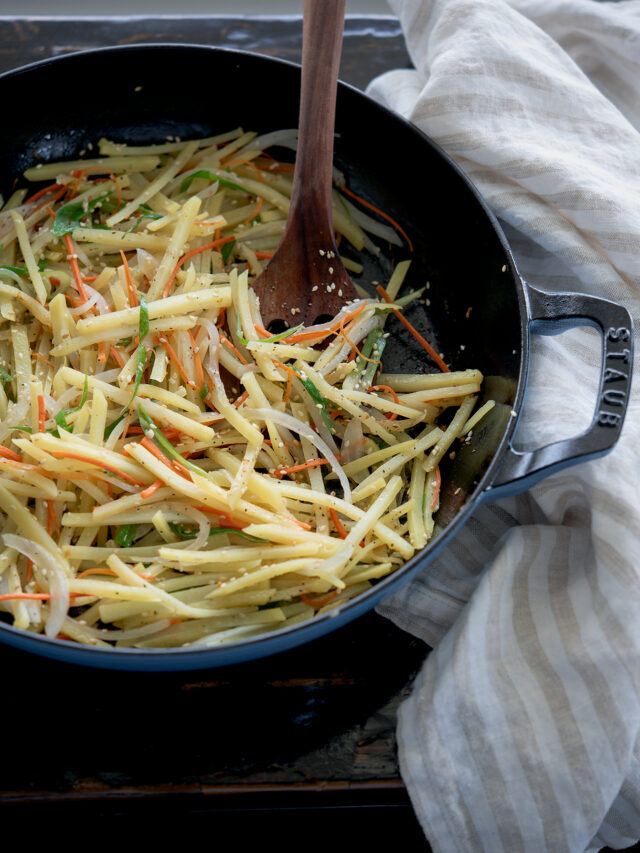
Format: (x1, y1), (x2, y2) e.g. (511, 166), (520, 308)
(0, 127), (493, 648)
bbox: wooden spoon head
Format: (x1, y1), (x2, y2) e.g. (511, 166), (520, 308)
(252, 225), (360, 330)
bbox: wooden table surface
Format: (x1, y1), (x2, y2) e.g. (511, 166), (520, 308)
(0, 14), (431, 847)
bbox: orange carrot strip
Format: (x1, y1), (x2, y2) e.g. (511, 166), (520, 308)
(0, 592), (85, 601)
(63, 233), (89, 303)
(109, 346), (126, 369)
(0, 446), (22, 463)
(139, 478), (164, 499)
(120, 250), (138, 307)
(37, 394), (46, 432)
(271, 458), (329, 478)
(82, 275), (99, 283)
(284, 369), (293, 405)
(254, 251), (274, 260)
(376, 285), (449, 372)
(233, 390), (249, 408)
(243, 195), (263, 225)
(24, 182), (64, 204)
(339, 185), (414, 252)
(157, 334), (198, 390)
(161, 236), (236, 298)
(368, 384), (400, 421)
(139, 436), (190, 479)
(431, 465), (442, 510)
(46, 499), (58, 536)
(48, 450), (145, 486)
(220, 335), (248, 365)
(329, 508), (348, 539)
(77, 568), (118, 579)
(97, 341), (107, 364)
(285, 301), (367, 344)
(33, 351), (55, 370)
(300, 591), (339, 609)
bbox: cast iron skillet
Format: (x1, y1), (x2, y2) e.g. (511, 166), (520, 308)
(0, 45), (633, 670)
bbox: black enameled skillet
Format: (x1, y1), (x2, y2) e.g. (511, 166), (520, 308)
(0, 45), (633, 670)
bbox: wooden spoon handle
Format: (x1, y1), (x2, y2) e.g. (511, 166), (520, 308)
(290, 0), (346, 237)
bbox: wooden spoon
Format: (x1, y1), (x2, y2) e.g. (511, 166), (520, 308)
(252, 0), (359, 330)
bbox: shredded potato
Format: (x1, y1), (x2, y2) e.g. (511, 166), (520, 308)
(0, 128), (492, 649)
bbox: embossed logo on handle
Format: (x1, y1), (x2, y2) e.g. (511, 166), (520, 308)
(598, 327), (632, 427)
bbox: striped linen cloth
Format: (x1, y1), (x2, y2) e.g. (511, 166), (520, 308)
(367, 1), (640, 850)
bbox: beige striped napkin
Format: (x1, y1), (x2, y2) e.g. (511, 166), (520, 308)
(367, 1), (640, 850)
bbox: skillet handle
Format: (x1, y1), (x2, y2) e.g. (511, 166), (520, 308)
(487, 282), (634, 499)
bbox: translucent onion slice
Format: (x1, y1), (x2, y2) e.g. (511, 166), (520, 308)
(4, 534), (70, 638)
(245, 407), (351, 502)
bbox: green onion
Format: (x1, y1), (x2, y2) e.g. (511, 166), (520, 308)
(114, 524), (136, 547)
(123, 296), (149, 410)
(52, 195), (110, 236)
(54, 375), (89, 432)
(180, 170), (249, 195)
(292, 366), (335, 434)
(137, 403), (209, 479)
(343, 328), (384, 391)
(168, 521), (266, 543)
(221, 238), (236, 264)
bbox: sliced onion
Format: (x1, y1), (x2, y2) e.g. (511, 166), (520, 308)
(339, 194), (402, 246)
(3, 534), (70, 639)
(245, 407), (351, 502)
(297, 299), (368, 341)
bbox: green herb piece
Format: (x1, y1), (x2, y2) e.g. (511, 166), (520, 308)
(343, 328), (385, 392)
(0, 367), (15, 402)
(137, 203), (163, 221)
(0, 264), (28, 278)
(54, 375), (89, 432)
(103, 412), (126, 440)
(198, 382), (209, 401)
(114, 524), (136, 547)
(360, 334), (387, 389)
(253, 324), (303, 344)
(221, 238), (236, 264)
(168, 521), (266, 543)
(117, 336), (133, 347)
(12, 425), (33, 433)
(137, 403), (209, 479)
(138, 294), (149, 340)
(53, 195), (110, 236)
(180, 169), (249, 195)
(292, 366), (335, 434)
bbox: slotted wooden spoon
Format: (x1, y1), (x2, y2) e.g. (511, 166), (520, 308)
(252, 0), (359, 329)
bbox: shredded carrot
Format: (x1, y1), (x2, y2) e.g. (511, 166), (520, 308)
(109, 346), (126, 368)
(243, 195), (263, 225)
(48, 450), (146, 486)
(24, 182), (64, 204)
(157, 334), (198, 390)
(271, 458), (329, 478)
(83, 275), (99, 283)
(338, 185), (414, 252)
(33, 351), (55, 370)
(233, 390), (249, 408)
(329, 508), (348, 539)
(300, 591), (339, 609)
(77, 568), (118, 579)
(139, 478), (164, 499)
(368, 384), (400, 421)
(431, 465), (442, 510)
(194, 505), (248, 530)
(37, 394), (46, 432)
(161, 236), (236, 298)
(62, 233), (89, 303)
(286, 301), (367, 344)
(46, 499), (58, 536)
(97, 341), (107, 364)
(220, 335), (248, 365)
(376, 285), (449, 372)
(254, 251), (273, 260)
(120, 250), (138, 307)
(139, 436), (190, 479)
(0, 446), (22, 463)
(0, 592), (85, 601)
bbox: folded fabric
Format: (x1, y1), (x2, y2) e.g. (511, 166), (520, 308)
(367, 1), (640, 850)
